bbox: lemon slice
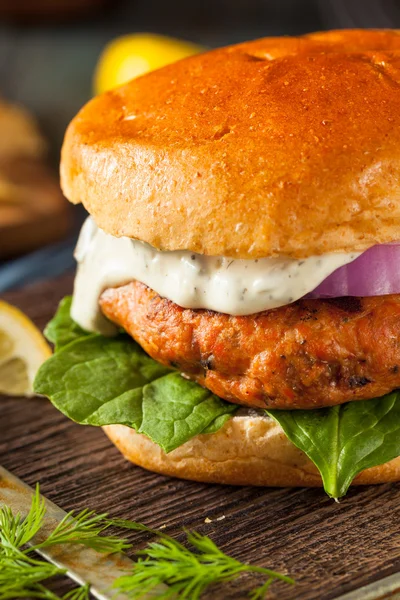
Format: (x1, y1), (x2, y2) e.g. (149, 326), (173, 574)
(94, 33), (204, 95)
(0, 300), (51, 397)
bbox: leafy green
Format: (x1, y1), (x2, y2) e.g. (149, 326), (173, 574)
(44, 297), (89, 351)
(35, 334), (170, 425)
(139, 372), (235, 451)
(114, 524), (294, 600)
(267, 391), (400, 498)
(34, 298), (237, 453)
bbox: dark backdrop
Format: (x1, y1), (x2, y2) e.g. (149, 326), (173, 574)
(0, 0), (399, 291)
(1, 0), (399, 151)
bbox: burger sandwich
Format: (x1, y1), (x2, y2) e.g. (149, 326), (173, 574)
(35, 29), (400, 499)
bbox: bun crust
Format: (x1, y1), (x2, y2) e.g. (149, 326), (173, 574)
(62, 29), (400, 259)
(103, 413), (400, 488)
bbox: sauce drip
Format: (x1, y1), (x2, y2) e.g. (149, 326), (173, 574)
(71, 217), (360, 335)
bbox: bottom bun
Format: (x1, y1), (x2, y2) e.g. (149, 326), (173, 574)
(103, 412), (400, 488)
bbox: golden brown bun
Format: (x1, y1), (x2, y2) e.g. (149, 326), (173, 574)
(62, 29), (400, 259)
(103, 413), (400, 488)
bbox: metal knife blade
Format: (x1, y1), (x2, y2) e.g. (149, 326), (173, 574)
(333, 572), (400, 600)
(0, 465), (139, 600)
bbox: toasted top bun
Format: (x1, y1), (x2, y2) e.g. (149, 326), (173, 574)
(61, 29), (400, 259)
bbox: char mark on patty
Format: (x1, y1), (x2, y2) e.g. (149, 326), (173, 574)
(348, 376), (371, 388)
(325, 297), (363, 314)
(200, 355), (216, 371)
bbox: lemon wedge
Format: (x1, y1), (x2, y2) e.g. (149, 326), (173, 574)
(0, 300), (51, 397)
(94, 33), (204, 95)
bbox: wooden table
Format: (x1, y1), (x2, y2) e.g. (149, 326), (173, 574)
(1, 275), (400, 599)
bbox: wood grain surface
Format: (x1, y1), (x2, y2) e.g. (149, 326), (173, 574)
(1, 275), (400, 599)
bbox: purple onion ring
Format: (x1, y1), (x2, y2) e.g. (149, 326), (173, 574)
(307, 244), (400, 298)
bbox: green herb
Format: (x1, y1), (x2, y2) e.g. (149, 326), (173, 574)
(267, 390), (400, 499)
(0, 485), (292, 599)
(34, 297), (237, 452)
(0, 484), (126, 599)
(114, 525), (294, 600)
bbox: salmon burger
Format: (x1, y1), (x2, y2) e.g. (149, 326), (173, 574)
(35, 29), (400, 498)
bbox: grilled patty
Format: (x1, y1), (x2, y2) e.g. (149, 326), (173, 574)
(100, 282), (400, 409)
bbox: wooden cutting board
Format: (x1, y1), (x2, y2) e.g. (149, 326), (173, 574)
(1, 275), (400, 600)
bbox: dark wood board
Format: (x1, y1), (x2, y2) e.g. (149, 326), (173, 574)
(1, 275), (400, 600)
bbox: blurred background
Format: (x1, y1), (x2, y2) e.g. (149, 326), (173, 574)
(0, 0), (399, 293)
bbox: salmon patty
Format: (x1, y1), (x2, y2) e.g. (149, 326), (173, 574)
(99, 282), (400, 409)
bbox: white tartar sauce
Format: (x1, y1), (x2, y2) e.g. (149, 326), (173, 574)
(71, 217), (360, 335)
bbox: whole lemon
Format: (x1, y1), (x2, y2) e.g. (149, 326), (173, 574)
(94, 33), (204, 95)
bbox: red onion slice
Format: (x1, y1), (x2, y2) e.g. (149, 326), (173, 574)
(307, 244), (400, 298)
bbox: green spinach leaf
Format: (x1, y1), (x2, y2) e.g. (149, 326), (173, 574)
(267, 392), (400, 498)
(34, 298), (237, 452)
(44, 296), (89, 350)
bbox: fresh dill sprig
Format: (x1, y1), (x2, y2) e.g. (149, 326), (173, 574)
(0, 485), (294, 599)
(0, 485), (46, 552)
(59, 584), (91, 600)
(114, 524), (295, 600)
(31, 508), (130, 554)
(0, 484), (127, 600)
